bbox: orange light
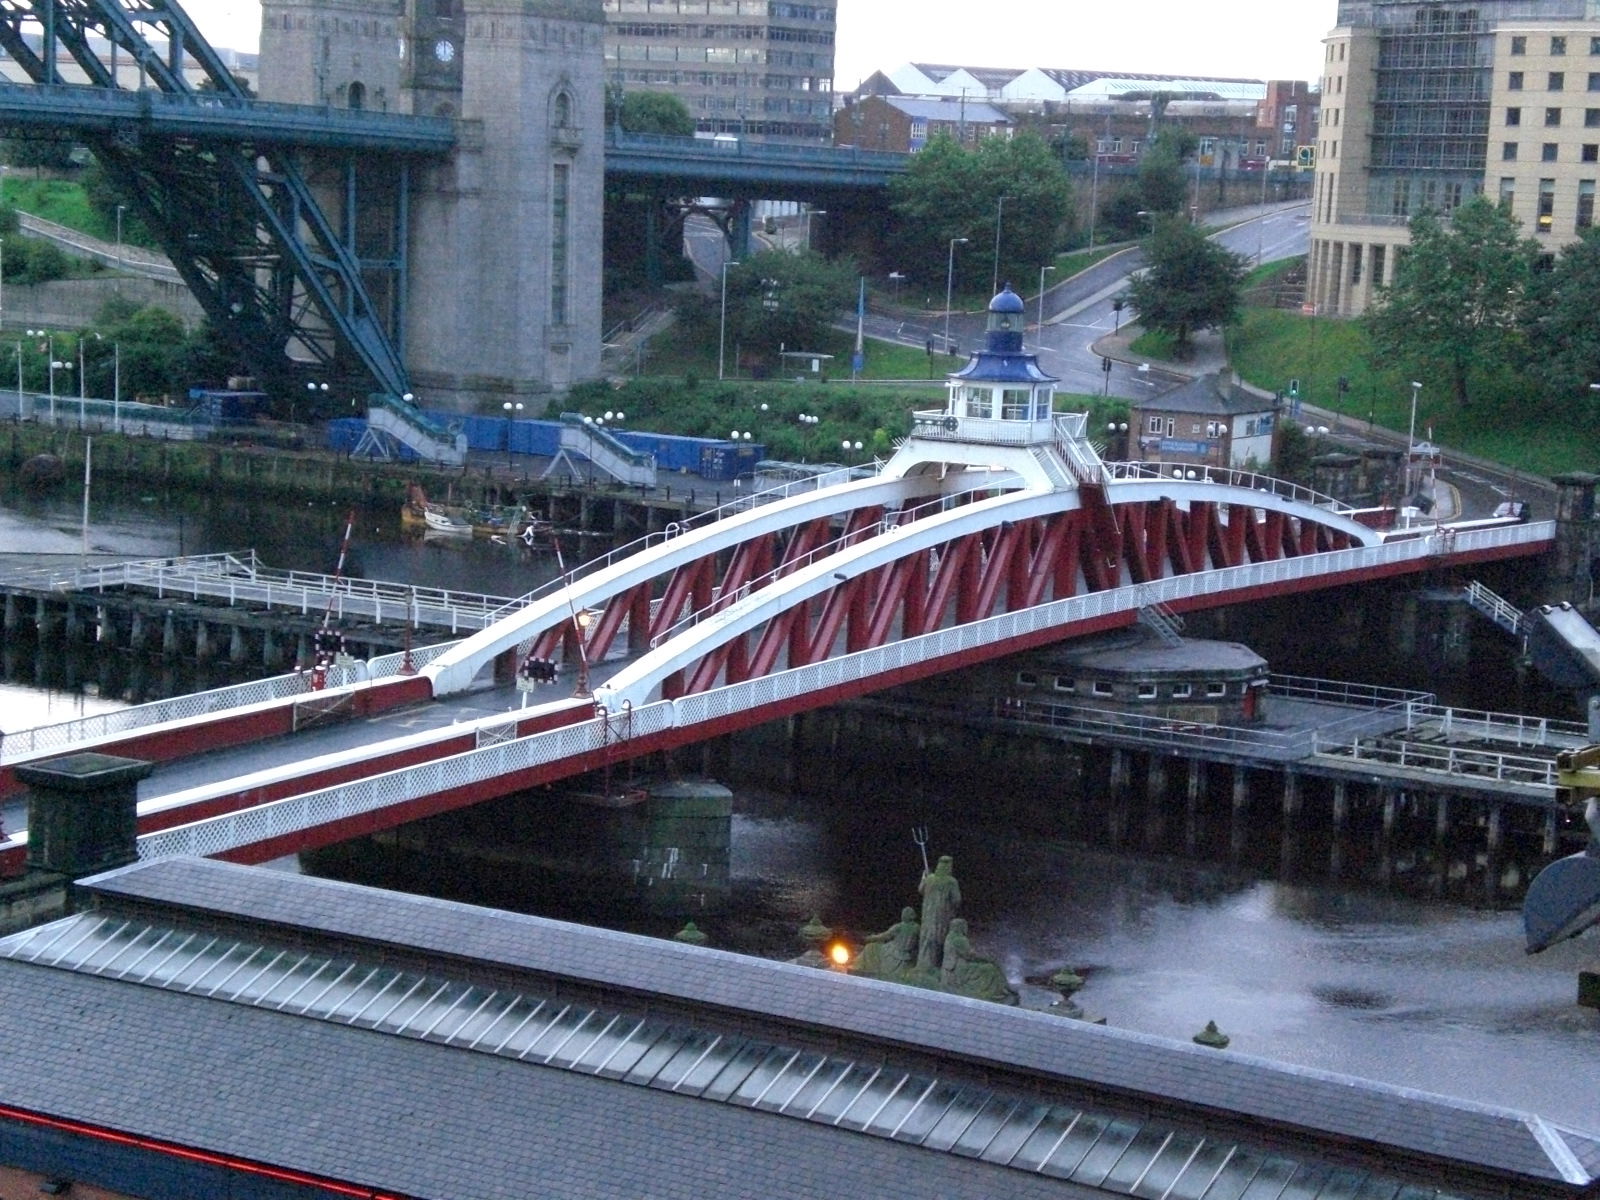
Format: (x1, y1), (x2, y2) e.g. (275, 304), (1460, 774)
(828, 942), (850, 967)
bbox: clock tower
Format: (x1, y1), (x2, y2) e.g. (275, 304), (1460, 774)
(409, 0), (463, 94)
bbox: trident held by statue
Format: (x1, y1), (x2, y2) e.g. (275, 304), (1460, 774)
(912, 825), (930, 873)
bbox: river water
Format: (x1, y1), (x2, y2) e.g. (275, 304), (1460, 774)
(0, 482), (1595, 1134)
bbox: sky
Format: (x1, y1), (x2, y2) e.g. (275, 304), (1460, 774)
(178, 0), (1338, 88)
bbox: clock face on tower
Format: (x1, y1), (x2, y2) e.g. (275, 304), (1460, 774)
(433, 37), (456, 64)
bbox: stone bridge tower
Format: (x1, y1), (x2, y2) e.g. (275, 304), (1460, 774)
(258, 0), (604, 412)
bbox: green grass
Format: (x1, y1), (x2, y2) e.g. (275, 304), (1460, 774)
(2, 177), (105, 238)
(1226, 305), (1600, 477)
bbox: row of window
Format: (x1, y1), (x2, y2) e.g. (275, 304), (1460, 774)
(608, 21), (832, 45)
(1499, 176), (1596, 232)
(1015, 671), (1233, 700)
(1501, 140), (1600, 163)
(1508, 34), (1600, 56)
(607, 0), (832, 18)
(1505, 70), (1600, 91)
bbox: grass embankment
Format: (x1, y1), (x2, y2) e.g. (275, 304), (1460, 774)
(1131, 256), (1600, 477)
(3, 177), (105, 237)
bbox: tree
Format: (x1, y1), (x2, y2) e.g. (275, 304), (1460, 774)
(1363, 198), (1538, 408)
(721, 249), (857, 364)
(609, 91), (694, 137)
(887, 130), (1072, 299)
(1127, 216), (1247, 356)
(1, 132), (77, 175)
(1136, 141), (1189, 218)
(1522, 226), (1600, 398)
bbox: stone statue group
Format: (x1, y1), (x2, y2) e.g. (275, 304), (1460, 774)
(855, 854), (1017, 1005)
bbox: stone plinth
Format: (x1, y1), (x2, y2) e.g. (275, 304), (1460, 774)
(16, 752), (152, 878)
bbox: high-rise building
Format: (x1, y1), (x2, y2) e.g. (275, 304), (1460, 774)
(1312, 0), (1600, 316)
(601, 1), (835, 142)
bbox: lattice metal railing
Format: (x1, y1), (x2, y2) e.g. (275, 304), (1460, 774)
(129, 520), (1556, 862)
(0, 638), (460, 765)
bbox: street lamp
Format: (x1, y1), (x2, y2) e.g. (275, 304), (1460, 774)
(802, 207), (826, 252)
(718, 258), (740, 380)
(502, 400), (524, 469)
(888, 270), (906, 305)
(1088, 153), (1101, 251)
(944, 237), (968, 359)
(1037, 264), (1056, 350)
(1406, 381), (1422, 496)
(992, 195), (1011, 295)
(572, 608), (593, 698)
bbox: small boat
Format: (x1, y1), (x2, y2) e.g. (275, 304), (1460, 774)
(422, 506), (472, 536)
(402, 483), (550, 541)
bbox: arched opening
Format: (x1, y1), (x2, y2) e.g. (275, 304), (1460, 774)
(348, 81), (366, 110)
(553, 92), (572, 127)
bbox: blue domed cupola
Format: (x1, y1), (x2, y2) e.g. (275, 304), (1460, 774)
(935, 281), (1059, 441)
(985, 284), (1027, 353)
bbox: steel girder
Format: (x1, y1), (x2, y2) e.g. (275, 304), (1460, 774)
(0, 0), (411, 399)
(547, 484), (1361, 704)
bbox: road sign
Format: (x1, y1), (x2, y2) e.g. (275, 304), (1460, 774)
(1301, 303), (1317, 316)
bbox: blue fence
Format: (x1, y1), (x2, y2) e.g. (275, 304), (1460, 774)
(328, 412), (764, 477)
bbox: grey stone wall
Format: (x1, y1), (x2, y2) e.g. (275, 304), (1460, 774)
(259, 0), (406, 111)
(5, 278), (204, 330)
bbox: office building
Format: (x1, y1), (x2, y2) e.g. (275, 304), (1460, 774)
(1311, 0), (1600, 316)
(601, 0), (835, 142)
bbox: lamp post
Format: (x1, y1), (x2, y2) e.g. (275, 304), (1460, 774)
(502, 400), (524, 469)
(112, 341), (121, 433)
(943, 237), (968, 359)
(1255, 159), (1270, 263)
(572, 608), (592, 698)
(718, 258), (740, 380)
(802, 207), (826, 252)
(1036, 264), (1055, 350)
(1406, 380), (1422, 497)
(888, 270), (905, 305)
(1088, 154), (1101, 251)
(991, 195), (1011, 295)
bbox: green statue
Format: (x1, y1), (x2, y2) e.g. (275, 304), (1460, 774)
(916, 854), (962, 972)
(855, 907), (919, 978)
(939, 918), (1018, 1005)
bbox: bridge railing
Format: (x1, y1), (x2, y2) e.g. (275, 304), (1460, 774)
(0, 83), (456, 150)
(132, 520), (1556, 861)
(662, 520), (1556, 732)
(605, 128), (909, 170)
(1319, 734), (1564, 789)
(1103, 461), (1358, 515)
(1267, 674), (1434, 708)
(60, 552), (515, 631)
(1396, 701), (1587, 748)
(134, 696), (681, 862)
(0, 637), (460, 766)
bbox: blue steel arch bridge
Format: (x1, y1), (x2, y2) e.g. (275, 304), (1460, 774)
(0, 0), (905, 401)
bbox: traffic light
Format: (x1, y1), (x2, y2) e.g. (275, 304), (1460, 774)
(1101, 356), (1113, 374)
(1295, 145), (1315, 169)
(1288, 378), (1300, 399)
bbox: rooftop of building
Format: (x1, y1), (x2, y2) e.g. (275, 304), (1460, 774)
(1038, 633), (1269, 676)
(1143, 370), (1280, 416)
(0, 858), (1592, 1199)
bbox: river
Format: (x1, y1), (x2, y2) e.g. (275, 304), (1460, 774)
(0, 482), (1595, 1134)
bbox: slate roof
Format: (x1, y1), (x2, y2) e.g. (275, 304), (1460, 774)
(2, 858), (1594, 1199)
(951, 354), (1058, 385)
(882, 95), (1011, 125)
(1145, 370), (1277, 416)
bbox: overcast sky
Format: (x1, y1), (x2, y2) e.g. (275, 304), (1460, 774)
(180, 0), (1338, 88)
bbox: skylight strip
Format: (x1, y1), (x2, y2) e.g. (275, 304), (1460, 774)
(295, 962), (362, 1015)
(109, 930), (177, 980)
(464, 997), (523, 1050)
(269, 959), (336, 1010)
(489, 999), (548, 1055)
(366, 975), (426, 1028)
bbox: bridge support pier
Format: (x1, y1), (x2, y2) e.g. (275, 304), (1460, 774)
(1108, 748), (1130, 794)
(162, 611), (178, 658)
(1146, 754), (1168, 804)
(4, 594), (18, 632)
(63, 603), (83, 644)
(229, 625), (247, 665)
(1544, 808), (1559, 856)
(34, 598), (58, 642)
(1281, 771), (1301, 820)
(195, 620), (214, 664)
(1434, 795), (1451, 845)
(263, 628), (283, 671)
(1331, 781), (1349, 831)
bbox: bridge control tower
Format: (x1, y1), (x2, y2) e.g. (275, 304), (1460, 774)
(259, 0), (605, 411)
(883, 285), (1105, 489)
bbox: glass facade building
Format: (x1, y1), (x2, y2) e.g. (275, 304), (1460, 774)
(601, 0), (836, 142)
(1311, 1), (1600, 314)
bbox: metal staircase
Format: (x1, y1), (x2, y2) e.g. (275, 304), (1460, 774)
(1463, 580), (1526, 639)
(541, 414), (658, 488)
(1136, 597), (1186, 647)
(355, 396), (468, 467)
